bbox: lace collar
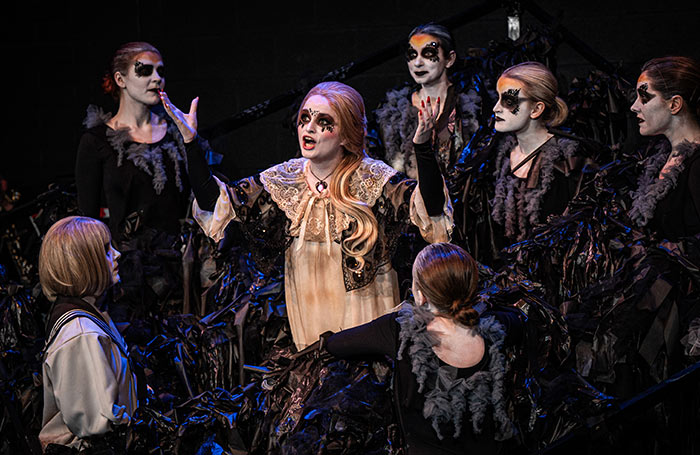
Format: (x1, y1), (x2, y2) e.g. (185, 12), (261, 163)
(396, 303), (514, 441)
(629, 140), (699, 228)
(84, 105), (187, 195)
(258, 156), (396, 243)
(491, 134), (579, 240)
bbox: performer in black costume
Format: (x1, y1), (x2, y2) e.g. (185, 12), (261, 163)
(628, 56), (700, 240)
(374, 23), (481, 178)
(326, 242), (521, 454)
(453, 61), (594, 265)
(75, 42), (210, 325)
(75, 42), (191, 240)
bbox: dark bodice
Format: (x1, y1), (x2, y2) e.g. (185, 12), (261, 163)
(75, 122), (191, 240)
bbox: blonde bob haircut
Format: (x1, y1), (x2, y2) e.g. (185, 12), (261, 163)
(39, 216), (114, 302)
(297, 81), (378, 270)
(501, 61), (569, 128)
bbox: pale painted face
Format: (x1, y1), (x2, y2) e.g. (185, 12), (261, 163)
(297, 95), (344, 164)
(106, 243), (121, 284)
(493, 77), (534, 133)
(630, 72), (672, 137)
(118, 51), (165, 106)
(405, 34), (452, 86)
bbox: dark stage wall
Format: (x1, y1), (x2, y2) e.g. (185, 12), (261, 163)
(3, 1), (699, 201)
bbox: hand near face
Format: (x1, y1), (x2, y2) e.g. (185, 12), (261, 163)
(413, 96), (440, 144)
(160, 91), (199, 143)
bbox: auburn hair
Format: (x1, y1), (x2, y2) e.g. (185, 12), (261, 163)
(642, 56), (700, 118)
(102, 41), (162, 101)
(412, 242), (480, 326)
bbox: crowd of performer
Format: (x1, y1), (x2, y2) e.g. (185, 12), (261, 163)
(23, 22), (700, 454)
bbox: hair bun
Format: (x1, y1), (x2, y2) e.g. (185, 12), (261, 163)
(450, 298), (479, 326)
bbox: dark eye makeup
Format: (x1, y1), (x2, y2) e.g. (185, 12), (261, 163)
(405, 42), (440, 62)
(499, 88), (525, 115)
(134, 61), (165, 78)
(637, 83), (656, 105)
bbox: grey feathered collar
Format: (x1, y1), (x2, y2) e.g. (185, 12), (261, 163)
(629, 140), (700, 228)
(396, 303), (514, 441)
(491, 134), (579, 240)
(374, 85), (481, 178)
(83, 105), (187, 195)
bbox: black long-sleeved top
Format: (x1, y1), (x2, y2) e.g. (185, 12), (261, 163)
(75, 123), (190, 240)
(327, 309), (522, 455)
(649, 144), (700, 240)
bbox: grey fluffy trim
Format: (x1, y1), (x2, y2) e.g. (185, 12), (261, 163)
(83, 105), (189, 195)
(396, 303), (514, 441)
(491, 135), (579, 240)
(629, 140), (699, 227)
(375, 86), (480, 178)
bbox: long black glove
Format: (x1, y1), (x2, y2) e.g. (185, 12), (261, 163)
(185, 137), (219, 212)
(414, 141), (445, 216)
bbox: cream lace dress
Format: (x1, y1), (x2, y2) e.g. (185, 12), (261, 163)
(194, 156), (452, 349)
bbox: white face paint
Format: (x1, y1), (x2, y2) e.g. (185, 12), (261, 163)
(118, 51), (165, 106)
(630, 72), (672, 137)
(492, 77), (534, 133)
(106, 243), (121, 285)
(405, 34), (452, 86)
(297, 95), (344, 165)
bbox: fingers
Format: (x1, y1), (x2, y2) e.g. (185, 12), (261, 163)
(189, 97), (199, 116)
(424, 96), (440, 120)
(160, 90), (179, 120)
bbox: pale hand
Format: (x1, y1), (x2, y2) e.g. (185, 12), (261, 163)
(160, 91), (198, 143)
(413, 96), (440, 144)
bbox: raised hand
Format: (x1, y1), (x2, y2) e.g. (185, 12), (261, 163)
(160, 91), (199, 143)
(413, 96), (440, 144)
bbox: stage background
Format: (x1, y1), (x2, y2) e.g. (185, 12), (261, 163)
(3, 1), (699, 200)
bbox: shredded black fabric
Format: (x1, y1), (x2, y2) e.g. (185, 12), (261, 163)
(395, 303), (514, 441)
(629, 140), (699, 227)
(491, 135), (580, 240)
(84, 105), (189, 195)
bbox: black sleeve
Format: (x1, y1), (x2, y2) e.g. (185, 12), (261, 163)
(486, 308), (525, 346)
(688, 157), (700, 222)
(75, 132), (104, 218)
(326, 313), (399, 360)
(413, 141), (445, 216)
(185, 137), (220, 212)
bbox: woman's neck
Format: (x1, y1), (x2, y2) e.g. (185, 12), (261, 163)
(665, 115), (700, 151)
(514, 122), (552, 155)
(111, 97), (160, 129)
(309, 153), (343, 179)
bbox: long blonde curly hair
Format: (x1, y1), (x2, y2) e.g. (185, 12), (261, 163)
(298, 82), (378, 270)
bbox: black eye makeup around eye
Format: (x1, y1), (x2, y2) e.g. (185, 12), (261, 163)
(134, 61), (165, 78)
(500, 89), (522, 114)
(405, 48), (418, 61)
(298, 112), (310, 126)
(318, 115), (335, 132)
(637, 83), (656, 104)
(421, 44), (440, 62)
